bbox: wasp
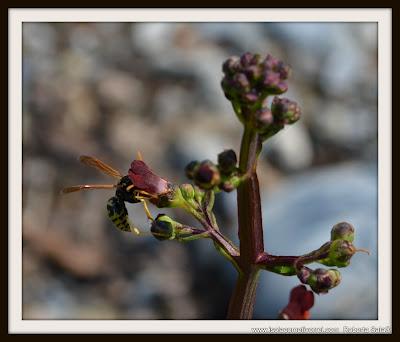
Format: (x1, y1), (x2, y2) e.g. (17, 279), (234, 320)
(61, 154), (171, 236)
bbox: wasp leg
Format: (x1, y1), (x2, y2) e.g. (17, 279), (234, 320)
(107, 196), (141, 235)
(137, 198), (154, 221)
(136, 190), (158, 200)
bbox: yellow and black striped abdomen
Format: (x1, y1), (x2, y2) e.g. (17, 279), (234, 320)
(107, 196), (131, 232)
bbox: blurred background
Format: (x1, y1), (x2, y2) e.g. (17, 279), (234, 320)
(22, 22), (378, 320)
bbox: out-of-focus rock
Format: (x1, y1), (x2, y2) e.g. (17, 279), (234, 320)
(263, 122), (314, 172)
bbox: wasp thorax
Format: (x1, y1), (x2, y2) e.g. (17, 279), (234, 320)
(115, 175), (140, 203)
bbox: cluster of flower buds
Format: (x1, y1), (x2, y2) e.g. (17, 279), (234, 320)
(279, 285), (314, 320)
(292, 221), (368, 294)
(319, 222), (368, 268)
(185, 149), (242, 192)
(297, 266), (341, 294)
(221, 52), (301, 141)
(221, 52), (290, 111)
(255, 97), (302, 140)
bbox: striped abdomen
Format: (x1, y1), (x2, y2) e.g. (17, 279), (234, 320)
(107, 196), (131, 232)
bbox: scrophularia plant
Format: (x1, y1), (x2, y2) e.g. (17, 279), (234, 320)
(62, 52), (369, 319)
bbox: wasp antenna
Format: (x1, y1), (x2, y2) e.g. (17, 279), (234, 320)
(136, 150), (144, 161)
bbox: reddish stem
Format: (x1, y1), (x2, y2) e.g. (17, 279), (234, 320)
(226, 127), (264, 319)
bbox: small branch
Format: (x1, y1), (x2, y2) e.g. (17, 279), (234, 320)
(209, 229), (240, 258)
(256, 243), (332, 271)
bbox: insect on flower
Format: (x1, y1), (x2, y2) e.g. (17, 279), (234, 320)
(61, 154), (174, 238)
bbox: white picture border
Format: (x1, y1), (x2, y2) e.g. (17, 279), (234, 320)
(9, 8), (392, 334)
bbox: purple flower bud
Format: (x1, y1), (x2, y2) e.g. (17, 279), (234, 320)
(308, 268), (341, 294)
(222, 56), (240, 75)
(271, 97), (301, 125)
(263, 71), (288, 94)
(242, 92), (259, 103)
(278, 62), (291, 79)
(194, 160), (221, 190)
(263, 54), (281, 69)
(218, 149), (237, 174)
(240, 52), (255, 68)
(297, 266), (312, 284)
(331, 222), (355, 242)
(245, 65), (263, 81)
(234, 73), (250, 91)
(254, 107), (274, 131)
(185, 160), (200, 180)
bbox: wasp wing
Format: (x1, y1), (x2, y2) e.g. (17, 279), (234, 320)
(61, 184), (116, 194)
(79, 155), (123, 179)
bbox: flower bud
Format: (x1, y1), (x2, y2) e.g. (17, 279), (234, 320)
(254, 107), (274, 132)
(271, 97), (301, 125)
(222, 56), (240, 76)
(307, 268), (341, 294)
(325, 239), (356, 267)
(240, 52), (255, 68)
(331, 222), (355, 242)
(179, 183), (195, 201)
(263, 71), (288, 94)
(262, 54), (291, 95)
(297, 266), (312, 284)
(150, 214), (177, 241)
(194, 160), (221, 190)
(234, 73), (250, 92)
(185, 160), (200, 180)
(218, 149), (237, 175)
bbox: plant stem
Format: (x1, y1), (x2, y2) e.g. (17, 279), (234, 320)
(227, 267), (261, 319)
(227, 126), (264, 319)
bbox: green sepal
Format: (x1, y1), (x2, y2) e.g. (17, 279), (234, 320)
(317, 239), (356, 268)
(179, 183), (195, 202)
(202, 190), (215, 212)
